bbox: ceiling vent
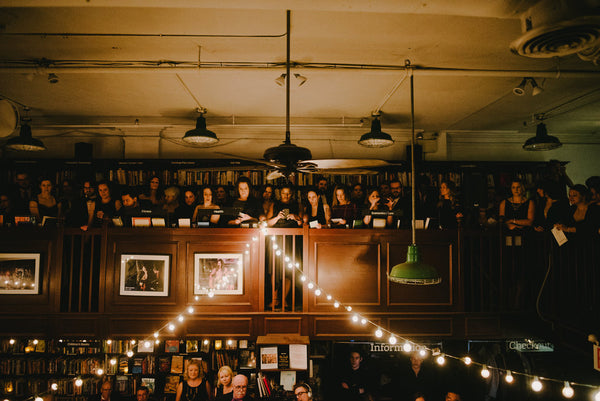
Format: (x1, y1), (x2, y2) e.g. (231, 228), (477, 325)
(510, 0), (600, 58)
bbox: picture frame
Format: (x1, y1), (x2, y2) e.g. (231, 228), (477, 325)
(0, 253), (41, 294)
(193, 253), (243, 295)
(119, 254), (169, 296)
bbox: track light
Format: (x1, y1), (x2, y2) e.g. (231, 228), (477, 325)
(530, 78), (544, 96)
(294, 73), (307, 86)
(182, 111), (219, 145)
(275, 73), (307, 87)
(513, 78), (527, 95)
(523, 122), (562, 151)
(275, 74), (286, 86)
(358, 115), (394, 148)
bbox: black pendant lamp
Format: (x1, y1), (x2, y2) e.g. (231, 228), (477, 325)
(523, 122), (562, 151)
(388, 65), (441, 285)
(358, 115), (394, 148)
(6, 121), (46, 152)
(182, 113), (218, 145)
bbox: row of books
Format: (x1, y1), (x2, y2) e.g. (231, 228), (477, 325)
(102, 339), (209, 354)
(256, 372), (272, 398)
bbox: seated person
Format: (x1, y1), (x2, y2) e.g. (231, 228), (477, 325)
(117, 187), (142, 227)
(267, 185), (302, 227)
(192, 186), (221, 226)
(226, 177), (261, 227)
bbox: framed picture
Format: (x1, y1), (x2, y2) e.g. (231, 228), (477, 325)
(120, 254), (169, 296)
(194, 253), (243, 295)
(0, 253), (41, 294)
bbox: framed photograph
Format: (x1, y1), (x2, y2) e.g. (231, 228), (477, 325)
(0, 253), (41, 294)
(119, 254), (169, 296)
(193, 253), (243, 295)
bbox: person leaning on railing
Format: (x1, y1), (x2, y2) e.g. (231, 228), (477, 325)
(498, 179), (534, 231)
(554, 184), (600, 237)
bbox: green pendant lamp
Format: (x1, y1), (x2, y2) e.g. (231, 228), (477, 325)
(388, 65), (441, 285)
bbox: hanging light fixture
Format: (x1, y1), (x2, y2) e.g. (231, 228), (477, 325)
(358, 115), (394, 148)
(389, 63), (441, 285)
(182, 111), (219, 145)
(5, 108), (46, 152)
(523, 121), (562, 151)
(513, 78), (528, 95)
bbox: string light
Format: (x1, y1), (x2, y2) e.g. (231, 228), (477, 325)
(531, 377), (543, 392)
(345, 306), (352, 312)
(463, 356), (472, 365)
(153, 332), (159, 338)
(505, 370), (514, 383)
(51, 383), (58, 391)
(130, 340), (136, 345)
(375, 328), (383, 338)
(436, 355), (446, 366)
(389, 336), (397, 345)
(110, 358), (117, 366)
(75, 378), (83, 387)
(97, 368), (104, 376)
(333, 301), (340, 308)
(126, 350), (134, 357)
(9, 339), (15, 345)
(360, 318), (367, 325)
(481, 367), (490, 378)
(307, 282), (314, 289)
(326, 295), (332, 300)
(315, 289), (322, 296)
(562, 382), (574, 398)
(168, 323), (175, 331)
(177, 315), (184, 322)
(352, 314), (359, 322)
(403, 342), (412, 353)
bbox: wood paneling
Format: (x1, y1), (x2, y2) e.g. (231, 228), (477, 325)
(313, 317), (380, 338)
(185, 317), (253, 337)
(388, 317), (454, 337)
(55, 317), (100, 337)
(264, 317), (302, 335)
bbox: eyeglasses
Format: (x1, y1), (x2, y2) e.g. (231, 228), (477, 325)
(295, 391), (308, 397)
(233, 385), (247, 390)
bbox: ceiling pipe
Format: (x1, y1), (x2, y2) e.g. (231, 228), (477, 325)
(1, 66), (599, 79)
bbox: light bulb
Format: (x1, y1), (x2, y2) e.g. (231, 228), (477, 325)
(308, 282), (314, 289)
(75, 378), (83, 387)
(144, 341), (151, 348)
(130, 340), (136, 345)
(346, 306), (352, 312)
(531, 377), (542, 392)
(287, 263), (293, 269)
(334, 301), (340, 308)
(155, 339), (160, 345)
(275, 250), (281, 256)
(195, 296), (199, 301)
(352, 314), (359, 322)
(403, 342), (412, 353)
(178, 315), (184, 322)
(285, 257), (290, 262)
(361, 318), (367, 325)
(436, 355), (445, 365)
(126, 350), (134, 357)
(389, 336), (397, 345)
(419, 349), (427, 358)
(594, 389), (600, 401)
(375, 329), (383, 338)
(168, 323), (175, 331)
(315, 289), (322, 296)
(481, 367), (490, 378)
(9, 339), (15, 345)
(561, 382), (574, 398)
(505, 371), (514, 383)
(33, 339), (39, 345)
(110, 358), (117, 365)
(208, 291), (214, 298)
(153, 332), (159, 338)
(203, 339), (209, 345)
(326, 295), (332, 300)
(300, 275), (306, 282)
(97, 368), (104, 376)
(35, 397), (43, 401)
(463, 356), (472, 365)
(188, 306), (194, 313)
(51, 383), (58, 391)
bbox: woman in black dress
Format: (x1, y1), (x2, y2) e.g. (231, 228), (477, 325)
(175, 360), (211, 401)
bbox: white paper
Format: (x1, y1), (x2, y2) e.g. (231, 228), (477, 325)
(309, 220), (319, 228)
(151, 218), (166, 227)
(551, 227), (568, 246)
(178, 218), (191, 228)
(288, 344), (308, 370)
(280, 371), (296, 391)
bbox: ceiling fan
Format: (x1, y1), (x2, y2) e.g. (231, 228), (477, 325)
(218, 10), (401, 181)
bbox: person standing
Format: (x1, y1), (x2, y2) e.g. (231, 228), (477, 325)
(339, 351), (374, 401)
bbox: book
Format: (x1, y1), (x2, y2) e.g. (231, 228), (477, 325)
(151, 217), (165, 227)
(171, 355), (184, 374)
(158, 356), (171, 373)
(132, 217), (151, 227)
(132, 357), (144, 374)
(141, 377), (155, 393)
(260, 346), (278, 370)
(163, 375), (181, 394)
(165, 340), (180, 353)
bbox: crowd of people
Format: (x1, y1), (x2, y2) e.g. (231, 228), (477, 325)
(1, 161), (599, 237)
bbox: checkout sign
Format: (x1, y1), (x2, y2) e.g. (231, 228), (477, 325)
(506, 340), (554, 352)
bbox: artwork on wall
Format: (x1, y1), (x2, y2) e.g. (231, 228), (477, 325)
(0, 253), (41, 295)
(194, 253), (243, 295)
(120, 254), (170, 296)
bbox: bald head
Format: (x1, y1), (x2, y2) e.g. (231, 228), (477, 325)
(232, 374), (248, 400)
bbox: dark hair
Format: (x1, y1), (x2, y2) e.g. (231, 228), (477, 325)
(293, 383), (312, 398)
(586, 176), (600, 192)
(137, 386), (149, 395)
(571, 184), (590, 202)
(120, 186), (138, 199)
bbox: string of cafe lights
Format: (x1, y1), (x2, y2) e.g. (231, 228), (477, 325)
(6, 229), (599, 401)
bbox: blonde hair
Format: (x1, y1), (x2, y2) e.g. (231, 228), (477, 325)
(186, 360), (204, 379)
(217, 365), (233, 386)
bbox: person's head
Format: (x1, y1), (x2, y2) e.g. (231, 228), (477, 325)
(445, 391), (461, 401)
(236, 177), (252, 201)
(280, 185), (294, 204)
(15, 172), (30, 189)
(351, 183), (365, 201)
(379, 182), (391, 198)
(121, 188), (138, 208)
(569, 184), (590, 205)
(186, 360), (202, 380)
(349, 351), (362, 370)
(366, 189), (381, 205)
(317, 178), (328, 192)
(164, 186), (180, 204)
(183, 189), (197, 206)
(390, 180), (403, 199)
(232, 374), (248, 399)
(510, 179), (525, 197)
(218, 365), (233, 387)
(200, 186), (214, 205)
(215, 186), (228, 203)
(334, 186), (349, 205)
(97, 181), (111, 200)
(413, 392), (426, 401)
(306, 189), (319, 207)
(136, 387), (149, 401)
(82, 180), (96, 197)
(149, 176), (160, 191)
(293, 383), (312, 401)
(217, 259), (224, 269)
(39, 178), (53, 194)
(100, 381), (112, 398)
(586, 176), (600, 203)
(0, 193), (11, 211)
(410, 352), (424, 370)
(440, 181), (457, 200)
(262, 185), (274, 201)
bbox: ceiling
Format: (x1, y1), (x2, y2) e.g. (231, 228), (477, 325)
(0, 0), (599, 161)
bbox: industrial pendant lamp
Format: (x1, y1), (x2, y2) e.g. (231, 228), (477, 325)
(389, 64), (441, 285)
(523, 122), (562, 151)
(358, 115), (394, 148)
(182, 111), (219, 145)
(6, 109), (46, 152)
